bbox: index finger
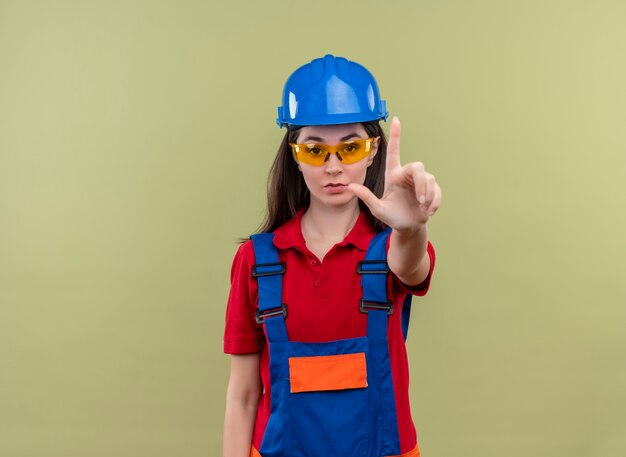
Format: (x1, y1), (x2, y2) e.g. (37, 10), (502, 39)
(386, 116), (401, 171)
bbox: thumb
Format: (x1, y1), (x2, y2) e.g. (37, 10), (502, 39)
(347, 183), (381, 213)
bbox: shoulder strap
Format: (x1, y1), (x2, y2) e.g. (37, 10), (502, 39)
(358, 228), (393, 338)
(401, 293), (412, 341)
(250, 233), (288, 342)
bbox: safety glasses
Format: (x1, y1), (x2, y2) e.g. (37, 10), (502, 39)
(290, 137), (377, 166)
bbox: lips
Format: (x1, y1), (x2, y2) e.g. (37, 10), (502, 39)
(324, 183), (348, 194)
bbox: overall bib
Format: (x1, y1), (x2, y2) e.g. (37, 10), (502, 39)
(250, 228), (418, 457)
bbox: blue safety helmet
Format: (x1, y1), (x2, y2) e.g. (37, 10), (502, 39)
(276, 54), (388, 128)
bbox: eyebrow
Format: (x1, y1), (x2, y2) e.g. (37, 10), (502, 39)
(301, 133), (362, 143)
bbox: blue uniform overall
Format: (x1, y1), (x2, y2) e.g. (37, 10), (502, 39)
(250, 228), (414, 457)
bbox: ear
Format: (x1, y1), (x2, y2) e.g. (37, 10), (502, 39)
(293, 155), (302, 171)
(366, 136), (381, 167)
(290, 149), (303, 171)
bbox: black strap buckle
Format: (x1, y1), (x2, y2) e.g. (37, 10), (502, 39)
(252, 262), (286, 278)
(359, 299), (393, 315)
(357, 260), (389, 274)
(255, 303), (288, 324)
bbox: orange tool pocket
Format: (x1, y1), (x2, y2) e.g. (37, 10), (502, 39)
(288, 352), (368, 393)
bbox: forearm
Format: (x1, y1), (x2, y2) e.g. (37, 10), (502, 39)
(223, 387), (259, 457)
(388, 224), (430, 286)
(223, 353), (262, 457)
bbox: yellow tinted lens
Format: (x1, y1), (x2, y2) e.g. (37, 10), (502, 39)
(338, 139), (371, 164)
(292, 143), (328, 165)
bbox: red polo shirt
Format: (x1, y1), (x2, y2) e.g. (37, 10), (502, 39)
(224, 208), (436, 454)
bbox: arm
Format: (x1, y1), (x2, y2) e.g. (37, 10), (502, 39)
(347, 117), (441, 284)
(223, 353), (262, 457)
(388, 224), (430, 287)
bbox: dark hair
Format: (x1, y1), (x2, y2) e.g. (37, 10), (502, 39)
(251, 121), (388, 236)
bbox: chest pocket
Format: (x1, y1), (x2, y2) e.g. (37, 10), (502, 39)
(288, 352), (368, 393)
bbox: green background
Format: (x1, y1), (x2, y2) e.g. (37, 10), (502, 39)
(1, 0), (625, 456)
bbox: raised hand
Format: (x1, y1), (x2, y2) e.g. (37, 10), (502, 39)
(347, 117), (441, 232)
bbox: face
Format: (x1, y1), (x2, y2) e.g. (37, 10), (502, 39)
(294, 123), (380, 209)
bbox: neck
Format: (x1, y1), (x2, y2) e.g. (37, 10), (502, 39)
(301, 200), (360, 245)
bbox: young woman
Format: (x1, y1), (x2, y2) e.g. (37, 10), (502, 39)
(223, 54), (441, 457)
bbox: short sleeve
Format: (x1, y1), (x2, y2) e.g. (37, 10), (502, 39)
(396, 240), (436, 297)
(223, 241), (265, 354)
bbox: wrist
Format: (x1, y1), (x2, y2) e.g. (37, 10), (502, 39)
(392, 223), (427, 238)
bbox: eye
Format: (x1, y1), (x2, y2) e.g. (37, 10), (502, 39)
(342, 143), (359, 153)
(307, 146), (324, 156)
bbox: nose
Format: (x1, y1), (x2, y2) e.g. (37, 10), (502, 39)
(324, 152), (343, 174)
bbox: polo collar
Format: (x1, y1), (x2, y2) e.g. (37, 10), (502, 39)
(273, 207), (375, 252)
